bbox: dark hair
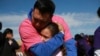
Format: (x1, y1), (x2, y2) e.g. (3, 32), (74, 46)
(0, 22), (2, 30)
(75, 34), (83, 41)
(46, 22), (59, 36)
(3, 28), (13, 38)
(97, 7), (100, 17)
(33, 0), (55, 16)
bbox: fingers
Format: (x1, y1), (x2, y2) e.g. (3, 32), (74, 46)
(54, 22), (64, 32)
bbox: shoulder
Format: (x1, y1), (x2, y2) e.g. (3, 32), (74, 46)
(96, 26), (100, 31)
(52, 15), (64, 20)
(19, 18), (36, 33)
(0, 32), (2, 35)
(19, 18), (33, 30)
(95, 26), (100, 34)
(52, 15), (65, 23)
(20, 18), (31, 26)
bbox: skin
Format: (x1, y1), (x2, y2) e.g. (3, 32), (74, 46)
(40, 27), (52, 41)
(32, 8), (51, 32)
(6, 33), (13, 39)
(6, 33), (13, 45)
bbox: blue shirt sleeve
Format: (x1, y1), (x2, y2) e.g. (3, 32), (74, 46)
(29, 32), (64, 56)
(64, 38), (77, 56)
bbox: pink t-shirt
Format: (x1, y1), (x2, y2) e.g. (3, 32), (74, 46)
(19, 15), (72, 50)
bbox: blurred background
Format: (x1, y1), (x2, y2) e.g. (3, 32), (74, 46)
(0, 0), (100, 41)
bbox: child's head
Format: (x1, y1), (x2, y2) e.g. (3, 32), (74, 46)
(40, 22), (59, 41)
(41, 22), (66, 55)
(3, 28), (13, 39)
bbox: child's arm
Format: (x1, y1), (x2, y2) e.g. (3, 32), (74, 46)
(29, 32), (64, 56)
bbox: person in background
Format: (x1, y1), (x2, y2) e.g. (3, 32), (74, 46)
(1, 28), (20, 56)
(19, 0), (77, 56)
(0, 21), (5, 56)
(0, 21), (3, 46)
(75, 34), (93, 56)
(0, 22), (4, 45)
(74, 34), (85, 56)
(87, 35), (94, 56)
(94, 7), (100, 56)
(40, 22), (66, 56)
(0, 21), (2, 30)
(87, 35), (94, 47)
